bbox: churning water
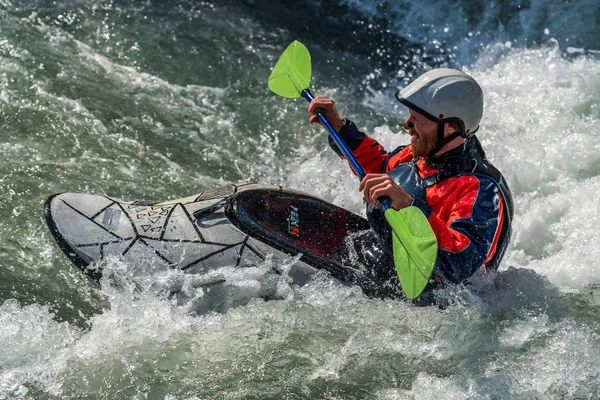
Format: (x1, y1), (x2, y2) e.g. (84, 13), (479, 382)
(1, 0), (599, 398)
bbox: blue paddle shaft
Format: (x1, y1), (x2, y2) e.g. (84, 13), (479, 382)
(301, 89), (366, 178)
(301, 89), (391, 210)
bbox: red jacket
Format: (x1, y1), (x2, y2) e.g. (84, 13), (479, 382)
(331, 120), (513, 283)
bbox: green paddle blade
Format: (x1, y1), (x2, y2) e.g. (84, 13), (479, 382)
(384, 206), (438, 299)
(268, 40), (312, 98)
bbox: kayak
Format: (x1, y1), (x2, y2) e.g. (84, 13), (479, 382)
(44, 183), (402, 298)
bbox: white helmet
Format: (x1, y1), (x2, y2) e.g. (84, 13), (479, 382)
(396, 68), (484, 136)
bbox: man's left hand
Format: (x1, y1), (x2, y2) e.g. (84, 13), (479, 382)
(359, 174), (413, 210)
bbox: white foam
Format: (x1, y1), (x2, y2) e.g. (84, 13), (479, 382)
(473, 46), (600, 289)
(0, 299), (82, 396)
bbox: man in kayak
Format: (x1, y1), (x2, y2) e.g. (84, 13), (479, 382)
(308, 68), (513, 294)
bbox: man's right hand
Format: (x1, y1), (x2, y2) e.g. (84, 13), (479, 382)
(308, 97), (344, 132)
(359, 174), (414, 210)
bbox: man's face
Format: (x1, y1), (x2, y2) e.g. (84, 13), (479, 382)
(403, 110), (439, 157)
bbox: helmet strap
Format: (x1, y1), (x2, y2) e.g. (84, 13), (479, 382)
(427, 123), (461, 159)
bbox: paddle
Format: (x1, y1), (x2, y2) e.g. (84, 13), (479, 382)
(268, 40), (438, 299)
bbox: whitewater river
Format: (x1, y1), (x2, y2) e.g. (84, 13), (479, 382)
(1, 0), (599, 398)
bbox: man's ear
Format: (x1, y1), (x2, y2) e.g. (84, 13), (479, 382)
(446, 122), (459, 135)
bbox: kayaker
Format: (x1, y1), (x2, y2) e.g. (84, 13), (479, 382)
(308, 68), (513, 292)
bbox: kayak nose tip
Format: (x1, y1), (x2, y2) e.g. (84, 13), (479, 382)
(43, 192), (120, 279)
